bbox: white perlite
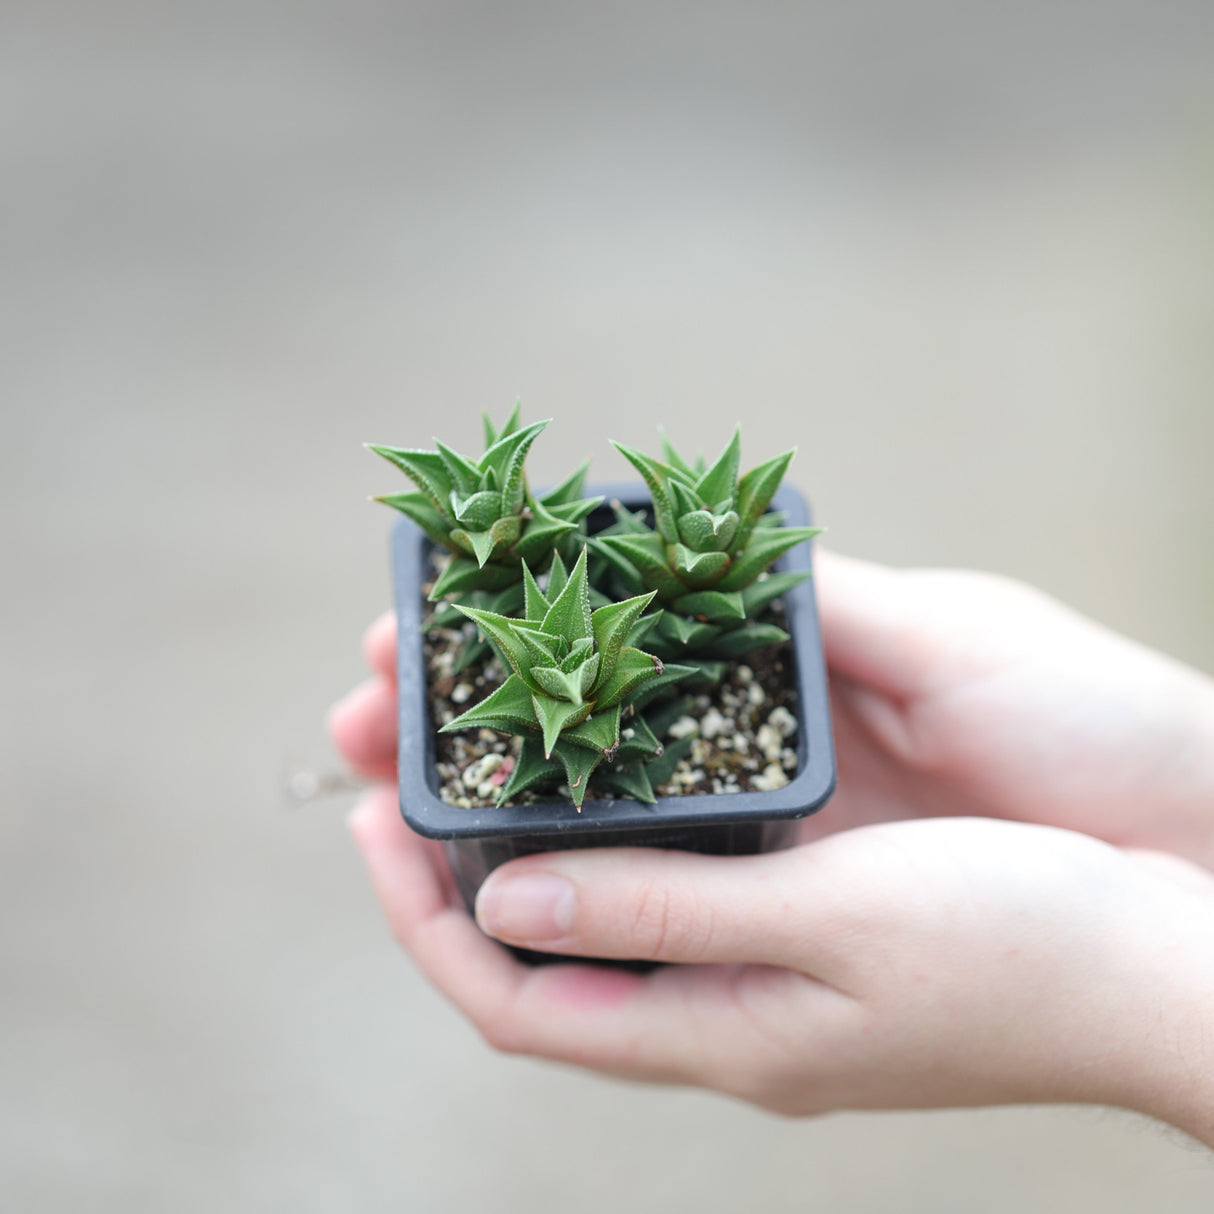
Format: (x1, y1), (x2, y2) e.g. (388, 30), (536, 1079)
(699, 707), (729, 739)
(462, 753), (504, 788)
(752, 763), (790, 791)
(668, 716), (700, 740)
(767, 705), (797, 738)
(755, 723), (783, 762)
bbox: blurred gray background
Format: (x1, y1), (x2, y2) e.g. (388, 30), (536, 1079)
(4, 2), (1214, 1210)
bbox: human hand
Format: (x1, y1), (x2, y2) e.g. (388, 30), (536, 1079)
(349, 786), (1214, 1139)
(813, 551), (1214, 869)
(328, 551), (1214, 869)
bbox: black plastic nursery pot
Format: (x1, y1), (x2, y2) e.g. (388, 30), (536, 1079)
(391, 484), (836, 930)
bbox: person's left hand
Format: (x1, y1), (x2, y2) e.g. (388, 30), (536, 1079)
(349, 783), (1214, 1132)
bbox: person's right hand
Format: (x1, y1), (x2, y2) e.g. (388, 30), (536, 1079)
(813, 552), (1214, 869)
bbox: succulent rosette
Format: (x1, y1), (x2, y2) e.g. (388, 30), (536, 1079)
(588, 429), (820, 676)
(368, 405), (601, 602)
(440, 550), (692, 807)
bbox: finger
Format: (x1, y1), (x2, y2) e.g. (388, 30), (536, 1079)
(362, 611), (397, 681)
(348, 789), (690, 1081)
(814, 549), (932, 698)
(327, 677), (397, 779)
(352, 794), (853, 1089)
(349, 783), (523, 1004)
(473, 846), (855, 978)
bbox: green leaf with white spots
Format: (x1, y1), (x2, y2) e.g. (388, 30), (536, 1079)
(540, 549), (592, 642)
(532, 694), (592, 757)
(694, 426), (741, 507)
(610, 440), (681, 542)
(715, 525), (819, 592)
(669, 589), (746, 623)
(440, 674), (538, 735)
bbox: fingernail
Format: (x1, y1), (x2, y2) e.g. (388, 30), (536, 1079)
(476, 872), (576, 942)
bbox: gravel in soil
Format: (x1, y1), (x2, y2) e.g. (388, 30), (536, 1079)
(424, 580), (801, 810)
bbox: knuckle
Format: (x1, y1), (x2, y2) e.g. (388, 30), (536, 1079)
(629, 877), (712, 961)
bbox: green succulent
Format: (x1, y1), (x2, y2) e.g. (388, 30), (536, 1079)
(439, 550), (690, 808)
(589, 428), (819, 672)
(368, 404), (602, 602)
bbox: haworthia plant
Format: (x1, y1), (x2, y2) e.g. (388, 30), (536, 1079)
(439, 550), (692, 808)
(589, 428), (819, 675)
(368, 404), (602, 601)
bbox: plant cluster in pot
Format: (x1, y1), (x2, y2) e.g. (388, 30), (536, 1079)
(368, 407), (836, 961)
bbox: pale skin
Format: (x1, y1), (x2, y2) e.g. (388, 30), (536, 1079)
(329, 551), (1214, 1143)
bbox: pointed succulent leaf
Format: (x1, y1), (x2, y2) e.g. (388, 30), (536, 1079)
(454, 605), (538, 688)
(650, 612), (720, 652)
(669, 589), (746, 623)
(626, 611), (660, 648)
(560, 704), (623, 756)
(538, 459), (591, 508)
(610, 441), (681, 542)
(624, 661), (699, 710)
(372, 491), (452, 546)
(658, 428), (700, 480)
(512, 499), (577, 564)
(462, 515), (524, 569)
(694, 427), (742, 506)
(606, 499), (653, 535)
(479, 419), (548, 511)
(732, 449), (795, 549)
(449, 488), (502, 529)
(715, 525), (820, 592)
(585, 535), (645, 595)
(521, 563), (549, 623)
(544, 495), (603, 526)
(589, 590), (657, 689)
(458, 525), (499, 569)
(754, 510), (788, 529)
(551, 740), (603, 808)
(532, 665), (587, 704)
(495, 738), (562, 806)
(532, 694), (592, 758)
(559, 637), (594, 670)
(440, 674), (538, 735)
(669, 477), (707, 520)
(366, 445), (454, 513)
(614, 714), (662, 761)
(517, 625), (561, 668)
(546, 551), (569, 600)
(673, 544), (730, 586)
(592, 532), (685, 599)
(428, 556), (520, 601)
(482, 401), (522, 450)
(740, 570), (810, 618)
(642, 734), (695, 790)
(669, 657), (728, 691)
(594, 646), (665, 710)
(433, 440), (482, 497)
(709, 621), (790, 656)
(540, 549), (592, 642)
(593, 762), (656, 804)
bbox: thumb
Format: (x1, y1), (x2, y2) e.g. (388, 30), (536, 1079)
(474, 846), (848, 970)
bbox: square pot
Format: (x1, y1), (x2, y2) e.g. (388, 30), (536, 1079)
(391, 483), (836, 922)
